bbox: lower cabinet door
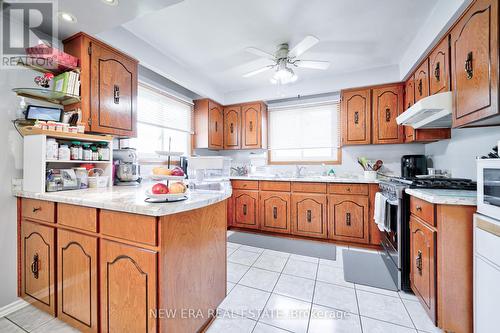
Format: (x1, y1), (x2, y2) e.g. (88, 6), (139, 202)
(410, 216), (437, 323)
(21, 220), (55, 315)
(101, 240), (158, 333)
(259, 192), (291, 234)
(57, 229), (98, 333)
(233, 190), (259, 229)
(328, 195), (369, 243)
(291, 194), (327, 238)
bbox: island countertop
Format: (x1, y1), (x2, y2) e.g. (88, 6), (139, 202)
(12, 183), (232, 217)
(405, 188), (477, 206)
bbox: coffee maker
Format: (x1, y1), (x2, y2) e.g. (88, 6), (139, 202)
(113, 148), (141, 186)
(401, 155), (427, 179)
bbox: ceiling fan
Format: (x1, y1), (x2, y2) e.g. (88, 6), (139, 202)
(243, 35), (330, 85)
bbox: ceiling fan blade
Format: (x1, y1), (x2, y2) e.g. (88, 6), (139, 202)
(243, 65), (274, 78)
(245, 47), (275, 59)
(289, 35), (319, 57)
(295, 60), (331, 70)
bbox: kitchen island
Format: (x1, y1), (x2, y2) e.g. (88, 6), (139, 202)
(13, 184), (231, 333)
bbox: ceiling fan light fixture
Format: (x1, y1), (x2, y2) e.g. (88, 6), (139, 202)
(270, 62), (297, 85)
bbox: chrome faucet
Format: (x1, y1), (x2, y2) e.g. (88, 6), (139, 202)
(295, 165), (306, 178)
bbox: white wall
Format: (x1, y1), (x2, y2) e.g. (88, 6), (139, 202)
(425, 127), (500, 180)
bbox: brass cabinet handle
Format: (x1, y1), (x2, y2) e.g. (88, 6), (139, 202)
(416, 206), (422, 212)
(416, 250), (423, 275)
(230, 123), (234, 134)
(273, 207), (278, 219)
(346, 212), (351, 226)
(215, 121), (218, 132)
(385, 108), (391, 122)
(32, 207), (42, 213)
(306, 210), (312, 223)
(243, 204), (247, 216)
(113, 85), (120, 104)
(346, 187), (351, 192)
(249, 121), (253, 132)
(31, 253), (39, 279)
(417, 79), (423, 96)
(354, 111), (359, 124)
(465, 51), (473, 80)
(434, 62), (441, 82)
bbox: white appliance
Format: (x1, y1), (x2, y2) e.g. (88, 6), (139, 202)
(396, 91), (452, 129)
(477, 159), (500, 219)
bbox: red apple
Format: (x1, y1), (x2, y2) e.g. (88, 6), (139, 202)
(152, 183), (169, 194)
(171, 167), (185, 176)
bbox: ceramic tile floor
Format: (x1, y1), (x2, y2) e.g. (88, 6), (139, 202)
(1, 232), (442, 333)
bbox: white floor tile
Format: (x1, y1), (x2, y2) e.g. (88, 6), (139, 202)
(227, 262), (251, 283)
(228, 249), (262, 266)
(6, 305), (54, 332)
(274, 274), (315, 302)
(239, 245), (266, 253)
(399, 290), (419, 302)
(239, 267), (280, 292)
(260, 294), (311, 333)
(355, 284), (399, 298)
(31, 318), (80, 333)
(308, 304), (362, 333)
(403, 300), (442, 333)
(357, 290), (413, 328)
(289, 254), (319, 263)
(219, 285), (270, 320)
(282, 259), (318, 280)
(361, 316), (418, 333)
(227, 242), (241, 250)
(0, 318), (24, 333)
(206, 315), (256, 333)
(227, 230), (236, 237)
(313, 281), (359, 314)
(227, 247), (237, 257)
(253, 254), (288, 272)
(227, 282), (236, 294)
(253, 322), (291, 333)
(263, 249), (291, 258)
(316, 264), (353, 288)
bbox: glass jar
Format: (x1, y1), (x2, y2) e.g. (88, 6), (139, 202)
(82, 145), (92, 161)
(58, 144), (70, 161)
(46, 138), (59, 160)
(98, 142), (110, 161)
(91, 145), (99, 161)
(70, 142), (80, 160)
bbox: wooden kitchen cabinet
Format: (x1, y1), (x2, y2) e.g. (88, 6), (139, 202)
(233, 190), (259, 229)
(372, 84), (404, 144)
(100, 240), (157, 333)
(21, 220), (56, 315)
(404, 75), (415, 110)
(450, 0), (499, 128)
(341, 88), (371, 145)
(328, 195), (369, 243)
(429, 36), (450, 95)
(410, 216), (437, 323)
(291, 193), (327, 238)
(193, 99), (224, 149)
(415, 59), (430, 102)
(57, 229), (98, 333)
(63, 32), (138, 137)
(259, 191), (291, 234)
(223, 106), (241, 149)
(241, 102), (267, 149)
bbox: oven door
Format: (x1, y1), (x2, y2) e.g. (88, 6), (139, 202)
(477, 159), (500, 219)
(381, 197), (400, 267)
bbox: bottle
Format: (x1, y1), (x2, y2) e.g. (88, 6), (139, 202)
(58, 144), (70, 161)
(98, 142), (110, 161)
(91, 145), (98, 161)
(46, 138), (59, 160)
(70, 142), (80, 160)
(83, 144), (92, 161)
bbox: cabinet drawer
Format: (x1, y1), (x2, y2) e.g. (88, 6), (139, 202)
(410, 197), (435, 226)
(291, 182), (327, 193)
(100, 210), (157, 246)
(232, 180), (259, 190)
(58, 204), (97, 232)
(328, 184), (368, 195)
(22, 199), (55, 223)
(260, 181), (291, 192)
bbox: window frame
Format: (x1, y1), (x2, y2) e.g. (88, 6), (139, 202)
(267, 100), (342, 165)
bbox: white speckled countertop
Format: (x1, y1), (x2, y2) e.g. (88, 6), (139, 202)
(12, 183), (232, 217)
(229, 175), (379, 184)
(405, 188), (477, 206)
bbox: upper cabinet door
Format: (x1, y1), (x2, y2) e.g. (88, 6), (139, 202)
(208, 101), (224, 149)
(429, 36), (450, 95)
(223, 106), (241, 149)
(372, 84), (404, 144)
(405, 75), (415, 110)
(415, 59), (430, 102)
(451, 0), (499, 127)
(90, 42), (138, 137)
(341, 89), (371, 145)
(241, 104), (261, 149)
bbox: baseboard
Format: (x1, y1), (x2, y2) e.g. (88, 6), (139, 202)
(0, 298), (30, 318)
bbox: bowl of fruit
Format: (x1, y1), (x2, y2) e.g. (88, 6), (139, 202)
(145, 182), (188, 202)
(151, 166), (185, 181)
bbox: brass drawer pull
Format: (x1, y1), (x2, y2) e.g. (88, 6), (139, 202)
(346, 212), (351, 226)
(31, 253), (39, 279)
(32, 207), (42, 213)
(416, 250), (422, 275)
(306, 210), (312, 223)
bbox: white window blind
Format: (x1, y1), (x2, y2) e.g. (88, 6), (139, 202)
(135, 84), (193, 156)
(268, 101), (340, 163)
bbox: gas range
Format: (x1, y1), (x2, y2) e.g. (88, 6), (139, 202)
(380, 176), (477, 195)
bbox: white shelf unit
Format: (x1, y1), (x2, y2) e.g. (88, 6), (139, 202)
(23, 134), (113, 192)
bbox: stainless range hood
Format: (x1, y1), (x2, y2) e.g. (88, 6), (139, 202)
(396, 91), (452, 129)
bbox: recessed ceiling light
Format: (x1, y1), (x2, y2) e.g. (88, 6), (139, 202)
(101, 0), (119, 6)
(59, 12), (77, 23)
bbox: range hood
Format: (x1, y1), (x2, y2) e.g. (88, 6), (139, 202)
(396, 91), (452, 129)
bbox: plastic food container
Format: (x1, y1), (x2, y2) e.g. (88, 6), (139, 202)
(88, 168), (108, 188)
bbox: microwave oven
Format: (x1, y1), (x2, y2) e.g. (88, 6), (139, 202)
(477, 159), (500, 219)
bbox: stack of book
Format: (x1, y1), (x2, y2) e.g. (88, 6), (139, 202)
(52, 71), (80, 96)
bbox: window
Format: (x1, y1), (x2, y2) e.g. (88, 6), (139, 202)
(268, 101), (340, 164)
(135, 84), (193, 157)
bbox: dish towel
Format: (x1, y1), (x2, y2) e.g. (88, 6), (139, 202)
(374, 192), (388, 232)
